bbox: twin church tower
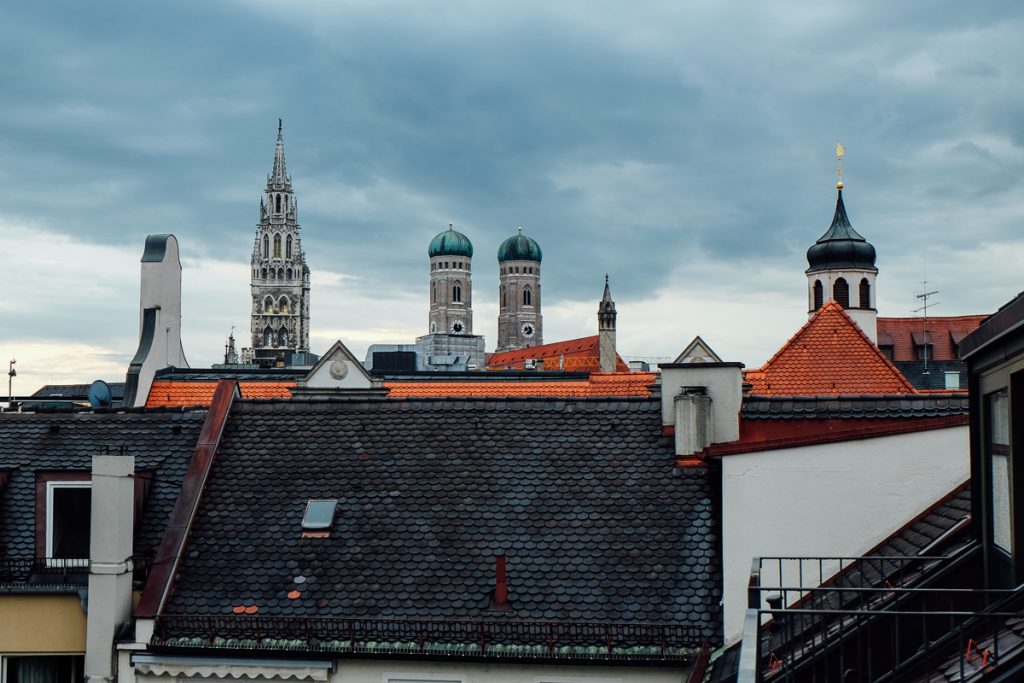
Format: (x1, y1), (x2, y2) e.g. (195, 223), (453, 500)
(243, 123), (544, 367)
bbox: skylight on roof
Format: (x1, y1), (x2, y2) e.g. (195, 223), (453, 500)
(301, 499), (337, 530)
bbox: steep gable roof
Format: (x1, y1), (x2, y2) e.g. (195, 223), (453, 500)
(487, 335), (629, 372)
(746, 301), (917, 396)
(0, 410), (206, 563)
(160, 397), (721, 643)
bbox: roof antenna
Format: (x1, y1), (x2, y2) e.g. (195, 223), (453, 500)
(278, 118), (283, 135)
(836, 141), (845, 190)
(913, 279), (940, 376)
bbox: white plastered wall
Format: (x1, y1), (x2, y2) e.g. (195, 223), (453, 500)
(720, 424), (969, 643)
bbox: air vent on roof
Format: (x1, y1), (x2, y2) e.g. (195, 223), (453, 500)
(301, 499), (337, 538)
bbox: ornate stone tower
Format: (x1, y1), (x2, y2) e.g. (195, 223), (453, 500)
(247, 120), (311, 363)
(806, 151), (878, 343)
(598, 275), (618, 372)
(427, 223), (474, 336)
(496, 227), (543, 352)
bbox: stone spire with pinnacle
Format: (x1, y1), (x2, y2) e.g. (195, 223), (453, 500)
(244, 120), (311, 365)
(598, 275), (618, 372)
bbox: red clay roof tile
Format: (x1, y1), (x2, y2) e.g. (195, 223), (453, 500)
(877, 315), (987, 362)
(745, 301), (917, 396)
(486, 335), (629, 372)
(146, 380), (295, 407)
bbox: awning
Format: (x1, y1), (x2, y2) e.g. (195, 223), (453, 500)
(132, 655), (331, 681)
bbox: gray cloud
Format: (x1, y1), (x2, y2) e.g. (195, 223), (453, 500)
(2, 0), (1024, 381)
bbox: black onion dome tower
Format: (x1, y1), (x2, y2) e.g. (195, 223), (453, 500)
(805, 144), (879, 342)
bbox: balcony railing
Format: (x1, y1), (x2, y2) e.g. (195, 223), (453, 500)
(0, 557), (90, 587)
(738, 548), (1024, 682)
(153, 615), (706, 663)
(0, 556), (152, 588)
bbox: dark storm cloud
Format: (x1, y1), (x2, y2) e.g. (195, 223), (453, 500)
(2, 0), (1024, 372)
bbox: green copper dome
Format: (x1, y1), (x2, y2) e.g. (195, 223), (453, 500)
(497, 228), (542, 263)
(428, 226), (474, 258)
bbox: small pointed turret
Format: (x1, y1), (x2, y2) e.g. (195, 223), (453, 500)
(598, 275), (618, 372)
(267, 118), (292, 191)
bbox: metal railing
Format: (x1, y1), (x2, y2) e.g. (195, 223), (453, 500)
(0, 557), (90, 586)
(739, 547), (1024, 682)
(0, 556), (152, 587)
(153, 615), (705, 662)
(744, 600), (1024, 682)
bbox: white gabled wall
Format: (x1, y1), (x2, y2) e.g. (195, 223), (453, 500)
(719, 425), (969, 643)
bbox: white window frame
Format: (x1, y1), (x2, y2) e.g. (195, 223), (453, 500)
(383, 674), (466, 683)
(45, 480), (91, 564)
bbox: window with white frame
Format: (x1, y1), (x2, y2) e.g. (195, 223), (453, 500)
(383, 674), (464, 683)
(46, 481), (91, 561)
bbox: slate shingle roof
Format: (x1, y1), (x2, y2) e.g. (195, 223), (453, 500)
(745, 301), (917, 396)
(0, 410), (206, 560)
(163, 397), (722, 642)
(741, 394), (969, 420)
(487, 336), (629, 372)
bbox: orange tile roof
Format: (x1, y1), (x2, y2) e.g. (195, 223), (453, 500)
(486, 335), (629, 372)
(745, 301), (918, 396)
(146, 380), (295, 407)
(877, 315), (988, 361)
(384, 372), (656, 398)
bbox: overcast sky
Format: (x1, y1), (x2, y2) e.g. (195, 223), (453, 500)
(3, 1), (1023, 393)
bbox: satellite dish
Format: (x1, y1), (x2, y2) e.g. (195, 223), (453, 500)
(87, 380), (113, 408)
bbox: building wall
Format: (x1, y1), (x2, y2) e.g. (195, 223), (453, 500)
(336, 660), (685, 683)
(719, 425), (969, 642)
(128, 656), (688, 683)
(0, 595), (87, 652)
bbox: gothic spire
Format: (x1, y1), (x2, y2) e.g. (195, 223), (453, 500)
(267, 118), (292, 191)
(598, 274), (617, 331)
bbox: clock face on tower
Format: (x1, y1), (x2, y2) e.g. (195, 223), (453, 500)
(521, 322), (535, 338)
(450, 320), (465, 335)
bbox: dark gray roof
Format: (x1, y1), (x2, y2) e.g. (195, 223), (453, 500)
(0, 410), (206, 560)
(163, 397), (722, 641)
(31, 383), (126, 400)
(742, 394), (969, 419)
(892, 360), (966, 391)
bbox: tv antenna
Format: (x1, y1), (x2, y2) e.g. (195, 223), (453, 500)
(913, 283), (940, 374)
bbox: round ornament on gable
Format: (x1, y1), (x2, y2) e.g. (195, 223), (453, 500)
(329, 360), (348, 380)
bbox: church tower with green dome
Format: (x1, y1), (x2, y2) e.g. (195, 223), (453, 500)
(496, 227), (543, 352)
(428, 223), (475, 336)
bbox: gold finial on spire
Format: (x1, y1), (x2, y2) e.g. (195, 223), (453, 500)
(836, 141), (845, 190)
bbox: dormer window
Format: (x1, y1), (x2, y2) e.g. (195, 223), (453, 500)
(46, 481), (91, 561)
(912, 331), (933, 361)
